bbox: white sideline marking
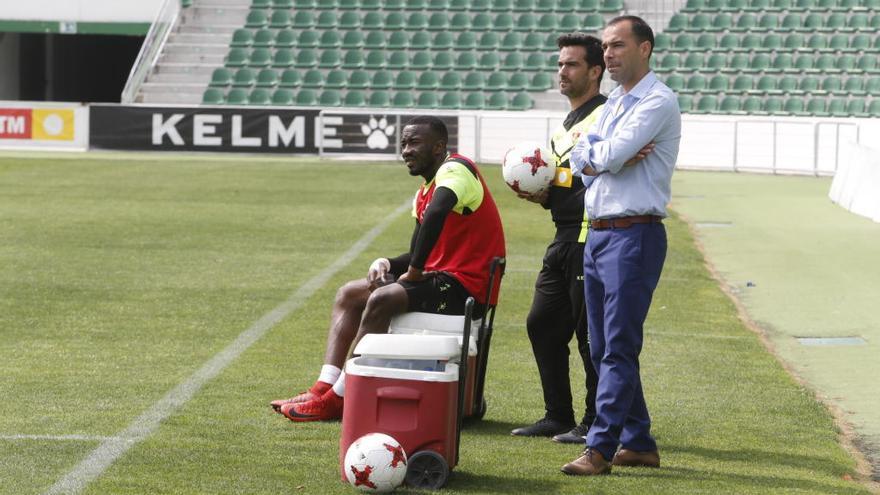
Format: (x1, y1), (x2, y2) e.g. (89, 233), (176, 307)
(45, 201), (410, 495)
(0, 435), (127, 442)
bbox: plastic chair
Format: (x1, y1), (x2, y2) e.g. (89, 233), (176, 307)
(368, 91), (391, 108)
(278, 69), (302, 88)
(271, 88), (295, 105)
(202, 88), (225, 105)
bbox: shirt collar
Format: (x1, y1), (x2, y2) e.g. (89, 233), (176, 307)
(607, 70), (658, 103)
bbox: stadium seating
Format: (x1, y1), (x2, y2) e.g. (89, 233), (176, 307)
(652, 4), (880, 116)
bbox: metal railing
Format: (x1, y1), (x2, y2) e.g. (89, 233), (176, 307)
(121, 0), (182, 104)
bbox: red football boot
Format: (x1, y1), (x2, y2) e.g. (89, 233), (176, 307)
(280, 389), (344, 422)
(270, 381), (332, 412)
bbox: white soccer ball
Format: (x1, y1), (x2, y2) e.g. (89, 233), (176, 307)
(344, 433), (407, 493)
(501, 141), (555, 195)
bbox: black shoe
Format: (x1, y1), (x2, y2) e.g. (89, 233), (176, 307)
(552, 422), (589, 444)
(511, 417), (575, 437)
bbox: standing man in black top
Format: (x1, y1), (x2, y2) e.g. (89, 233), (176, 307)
(511, 33), (607, 443)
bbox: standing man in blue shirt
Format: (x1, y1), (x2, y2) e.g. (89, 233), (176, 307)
(561, 15), (681, 476)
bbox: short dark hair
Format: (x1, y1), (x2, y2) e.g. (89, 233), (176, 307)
(556, 32), (605, 83)
(404, 116), (448, 145)
(607, 15), (655, 56)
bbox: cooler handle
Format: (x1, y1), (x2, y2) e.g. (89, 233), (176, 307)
(376, 387), (422, 400)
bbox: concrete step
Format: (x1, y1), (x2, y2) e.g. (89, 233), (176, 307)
(139, 91), (205, 104)
(164, 43), (230, 56)
(141, 82), (208, 93)
(194, 0), (252, 7)
(531, 91), (567, 112)
(152, 63), (218, 76)
(168, 32), (233, 44)
(177, 24), (240, 34)
(159, 51), (226, 64)
(146, 71), (212, 84)
(182, 7), (248, 24)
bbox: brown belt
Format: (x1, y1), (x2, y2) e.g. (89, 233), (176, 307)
(589, 215), (663, 230)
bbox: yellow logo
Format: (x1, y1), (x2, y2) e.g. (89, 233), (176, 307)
(32, 109), (75, 141)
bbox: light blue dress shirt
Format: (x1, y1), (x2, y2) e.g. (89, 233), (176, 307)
(570, 71), (681, 220)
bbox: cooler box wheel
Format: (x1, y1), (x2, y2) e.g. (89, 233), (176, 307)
(405, 450), (449, 490)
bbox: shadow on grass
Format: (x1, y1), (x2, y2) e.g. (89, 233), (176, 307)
(446, 471), (564, 494)
(664, 444), (853, 479)
(617, 465), (866, 494)
(461, 418), (522, 437)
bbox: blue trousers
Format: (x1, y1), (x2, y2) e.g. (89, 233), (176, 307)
(583, 223), (667, 460)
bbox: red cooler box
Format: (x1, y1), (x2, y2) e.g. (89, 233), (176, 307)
(340, 333), (462, 485)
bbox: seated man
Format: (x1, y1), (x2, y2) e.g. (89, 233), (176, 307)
(272, 116), (505, 422)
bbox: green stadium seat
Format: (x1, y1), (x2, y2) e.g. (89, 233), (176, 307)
(778, 13), (801, 32)
(515, 13), (538, 31)
(705, 53), (727, 72)
(462, 72), (486, 90)
(271, 88), (294, 105)
(804, 34), (828, 53)
(433, 32), (454, 50)
(297, 31), (319, 49)
(438, 92), (461, 110)
(660, 53), (680, 72)
(694, 95), (718, 114)
(666, 13), (687, 33)
(292, 11), (316, 29)
(439, 72), (462, 91)
(462, 92), (485, 109)
(722, 53), (749, 73)
(325, 70), (347, 89)
(292, 49), (316, 68)
(295, 89), (317, 106)
(416, 93), (439, 108)
(777, 76), (799, 95)
(759, 34), (782, 52)
(683, 74), (706, 94)
(319, 90), (342, 107)
(362, 12), (383, 29)
(802, 13), (824, 32)
(538, 13), (559, 31)
(387, 51), (408, 70)
(393, 71), (417, 90)
(209, 68), (233, 87)
(770, 53), (793, 73)
(367, 91), (390, 108)
(823, 13), (846, 32)
(407, 0), (427, 8)
(486, 72), (507, 91)
(271, 49), (295, 68)
(825, 98), (846, 117)
(449, 0), (470, 9)
(455, 52), (478, 70)
(682, 0), (705, 11)
(316, 11), (336, 29)
(758, 13), (779, 30)
(528, 72), (553, 91)
(847, 13), (870, 32)
(677, 94), (693, 113)
(514, 0), (536, 11)
(491, 0), (513, 10)
(782, 98), (806, 116)
(737, 34), (762, 52)
(250, 28), (274, 48)
(225, 47), (249, 67)
(696, 33), (717, 51)
(252, 0), (271, 7)
(427, 12), (449, 31)
(502, 53), (524, 71)
(501, 32), (523, 51)
(371, 71), (393, 89)
(319, 31), (341, 49)
(479, 52), (501, 71)
(338, 14), (360, 31)
(364, 51), (387, 70)
(472, 13), (493, 30)
(846, 99), (868, 118)
(584, 13), (604, 31)
(703, 0), (725, 9)
(770, 0), (792, 10)
(249, 48), (271, 68)
(731, 75), (753, 93)
(271, 30), (294, 49)
(479, 32), (500, 51)
(523, 33), (544, 51)
(385, 12), (405, 30)
(416, 72), (440, 91)
(599, 0), (623, 12)
(741, 96), (762, 114)
(711, 13), (733, 31)
(248, 88), (271, 105)
(783, 33), (804, 51)
(842, 77), (866, 96)
(410, 32), (431, 50)
(869, 100), (880, 116)
(485, 93), (508, 110)
(202, 88), (225, 104)
(848, 34), (872, 53)
(762, 97), (784, 115)
(686, 13), (711, 32)
(342, 51), (364, 69)
(231, 29), (255, 48)
(664, 74), (685, 92)
(719, 96), (740, 113)
(791, 54), (813, 73)
(492, 13), (515, 31)
(709, 74), (728, 92)
(798, 75), (820, 94)
(820, 76), (841, 95)
(278, 69), (301, 88)
(393, 92), (415, 108)
(858, 55), (880, 74)
(227, 88), (249, 105)
(836, 55), (856, 73)
(428, 0), (451, 9)
(814, 54), (836, 73)
(364, 31), (386, 50)
(744, 0), (771, 11)
(245, 10), (269, 28)
(406, 12), (429, 31)
(340, 70), (366, 90)
(410, 52), (432, 70)
(681, 53), (704, 73)
(507, 73), (529, 91)
(558, 13), (583, 31)
(753, 75), (778, 94)
(301, 69), (324, 88)
(671, 34), (694, 52)
(341, 31), (364, 49)
(455, 32), (477, 50)
(294, 0), (315, 6)
(791, 0), (815, 10)
(314, 0), (336, 7)
(434, 52), (454, 71)
(255, 68), (279, 87)
(724, 0), (749, 10)
(510, 92), (534, 110)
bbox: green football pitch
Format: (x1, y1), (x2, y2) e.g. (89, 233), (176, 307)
(0, 153), (873, 494)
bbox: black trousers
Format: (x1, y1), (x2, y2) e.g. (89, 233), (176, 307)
(526, 240), (598, 425)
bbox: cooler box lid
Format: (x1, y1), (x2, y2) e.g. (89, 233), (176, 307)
(389, 312), (482, 342)
(354, 334), (461, 360)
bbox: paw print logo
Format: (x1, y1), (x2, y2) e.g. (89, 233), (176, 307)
(361, 116), (395, 150)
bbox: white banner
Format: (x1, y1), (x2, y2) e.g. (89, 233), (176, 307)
(0, 101), (89, 151)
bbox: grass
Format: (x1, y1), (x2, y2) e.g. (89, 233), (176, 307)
(0, 154), (871, 494)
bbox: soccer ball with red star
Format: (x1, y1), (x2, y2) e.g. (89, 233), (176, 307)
(502, 141), (555, 196)
(344, 433), (407, 492)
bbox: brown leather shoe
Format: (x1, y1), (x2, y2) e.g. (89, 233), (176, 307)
(561, 448), (611, 476)
(612, 449), (660, 468)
